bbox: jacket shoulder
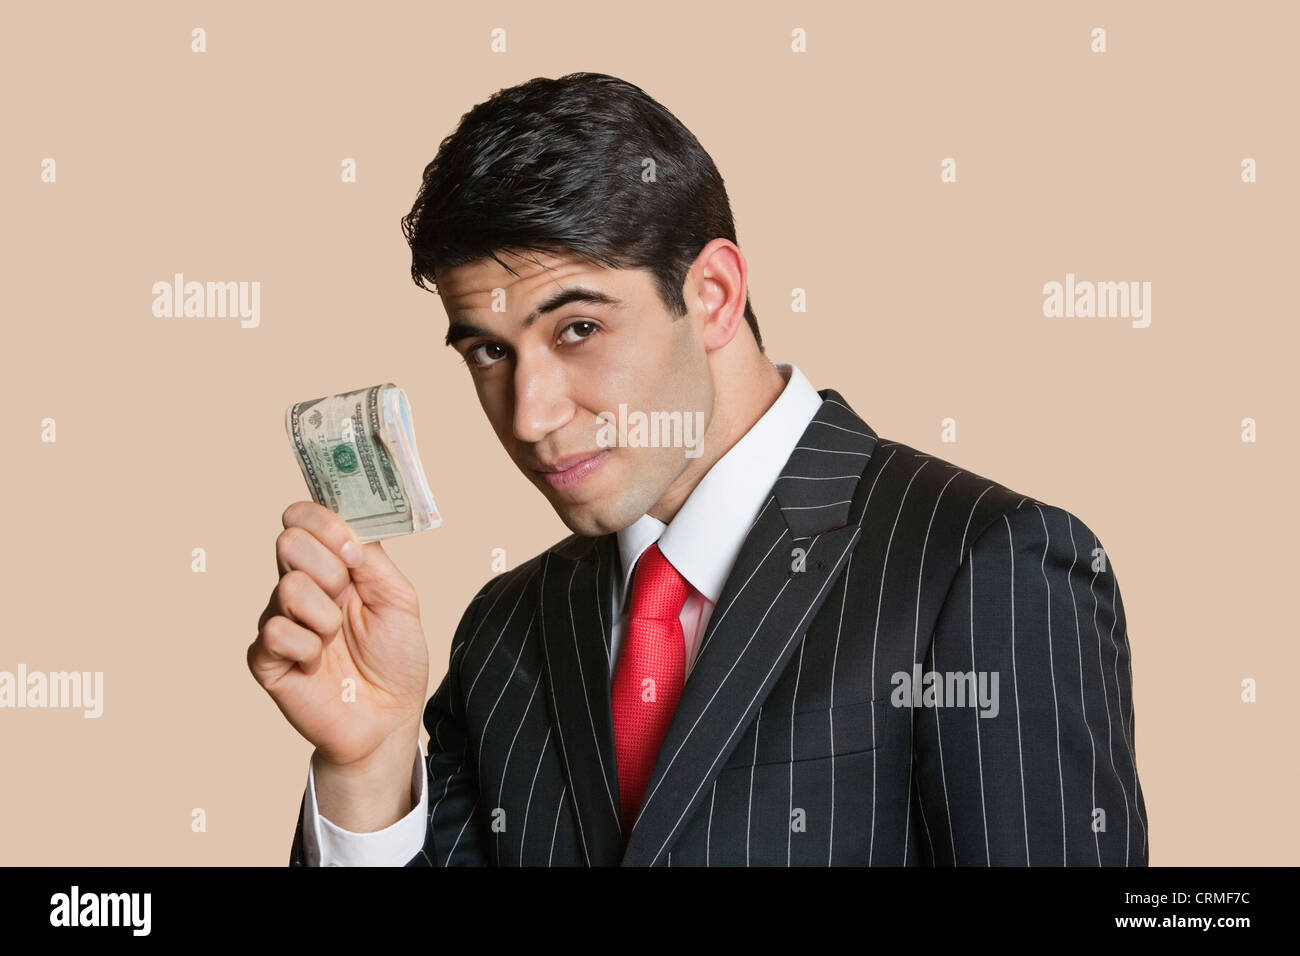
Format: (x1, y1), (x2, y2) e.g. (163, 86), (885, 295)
(862, 434), (1113, 571)
(860, 435), (1054, 561)
(459, 531), (597, 621)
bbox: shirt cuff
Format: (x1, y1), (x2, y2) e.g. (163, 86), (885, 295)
(301, 742), (428, 866)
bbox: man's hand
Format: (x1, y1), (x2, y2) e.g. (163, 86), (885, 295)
(248, 501), (430, 787)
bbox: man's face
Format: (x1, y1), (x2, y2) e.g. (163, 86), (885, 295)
(438, 248), (715, 536)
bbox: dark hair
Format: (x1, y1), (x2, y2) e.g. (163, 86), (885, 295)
(400, 72), (762, 351)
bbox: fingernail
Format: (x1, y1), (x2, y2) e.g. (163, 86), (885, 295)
(341, 540), (362, 566)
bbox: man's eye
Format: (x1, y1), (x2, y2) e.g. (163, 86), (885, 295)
(559, 320), (599, 344)
(466, 342), (508, 369)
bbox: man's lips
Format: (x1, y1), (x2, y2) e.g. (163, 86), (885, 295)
(533, 449), (607, 473)
(533, 450), (610, 489)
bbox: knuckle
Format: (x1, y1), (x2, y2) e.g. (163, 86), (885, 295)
(278, 568), (311, 602)
(262, 617), (288, 653)
(276, 525), (305, 561)
(326, 564), (351, 595)
(327, 519), (352, 550)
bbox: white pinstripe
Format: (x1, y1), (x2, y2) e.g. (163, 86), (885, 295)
(958, 485), (996, 558)
(892, 457), (934, 865)
(967, 556), (991, 865)
(519, 724), (553, 865)
(792, 445), (871, 456)
(447, 796), (478, 863)
(1065, 515), (1103, 865)
(431, 709), (446, 754)
(862, 448), (901, 864)
(1089, 537), (1133, 865)
(706, 781), (717, 865)
(1121, 572), (1147, 858)
(1031, 505), (1068, 865)
(915, 766), (934, 863)
(745, 707), (762, 866)
(955, 485), (996, 863)
(827, 551), (852, 866)
(1107, 569), (1135, 864)
(743, 495), (778, 538)
(807, 420), (873, 438)
(1003, 515), (1031, 865)
(548, 784), (567, 867)
(917, 468), (962, 864)
(428, 751), (466, 865)
(787, 633), (807, 865)
(494, 659), (542, 865)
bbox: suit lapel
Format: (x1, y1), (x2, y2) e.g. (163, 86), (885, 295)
(620, 388), (878, 866)
(537, 531), (624, 865)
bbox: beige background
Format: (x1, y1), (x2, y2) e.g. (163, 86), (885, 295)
(2, 1), (1296, 865)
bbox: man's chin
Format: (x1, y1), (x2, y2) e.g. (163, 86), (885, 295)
(551, 503), (620, 538)
(547, 493), (641, 538)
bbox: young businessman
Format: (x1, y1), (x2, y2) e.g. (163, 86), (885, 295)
(249, 72), (1148, 866)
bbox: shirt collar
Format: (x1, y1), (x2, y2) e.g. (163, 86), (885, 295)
(616, 362), (823, 607)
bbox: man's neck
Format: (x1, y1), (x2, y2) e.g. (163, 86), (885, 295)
(647, 358), (788, 523)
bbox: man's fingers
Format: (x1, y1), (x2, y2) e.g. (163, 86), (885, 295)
(273, 570), (344, 638)
(280, 501), (416, 612)
(282, 500), (366, 570)
(275, 525), (351, 602)
(249, 615), (325, 677)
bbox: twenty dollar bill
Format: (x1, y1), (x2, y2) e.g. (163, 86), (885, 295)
(285, 383), (442, 542)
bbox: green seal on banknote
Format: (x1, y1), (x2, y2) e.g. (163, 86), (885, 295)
(332, 444), (359, 474)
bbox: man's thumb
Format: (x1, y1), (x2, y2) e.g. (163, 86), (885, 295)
(343, 538), (416, 610)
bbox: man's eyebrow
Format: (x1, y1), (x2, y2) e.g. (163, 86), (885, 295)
(444, 286), (624, 347)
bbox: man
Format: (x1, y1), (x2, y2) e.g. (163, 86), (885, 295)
(249, 72), (1148, 866)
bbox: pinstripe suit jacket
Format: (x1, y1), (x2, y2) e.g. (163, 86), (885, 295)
(289, 386), (1148, 866)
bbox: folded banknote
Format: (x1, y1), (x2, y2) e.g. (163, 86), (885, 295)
(284, 383), (442, 542)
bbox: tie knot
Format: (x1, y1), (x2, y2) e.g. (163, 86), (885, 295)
(628, 542), (691, 621)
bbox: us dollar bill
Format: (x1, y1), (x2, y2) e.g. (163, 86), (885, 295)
(285, 383), (442, 542)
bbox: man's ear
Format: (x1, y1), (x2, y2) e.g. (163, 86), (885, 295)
(690, 239), (748, 351)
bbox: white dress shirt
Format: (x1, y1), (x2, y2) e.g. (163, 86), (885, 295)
(300, 361), (824, 865)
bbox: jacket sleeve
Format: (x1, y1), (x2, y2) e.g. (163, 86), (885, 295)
(289, 581), (496, 867)
(403, 604), (491, 867)
(909, 502), (1148, 866)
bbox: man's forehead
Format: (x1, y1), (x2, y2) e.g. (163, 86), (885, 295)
(436, 248), (595, 295)
(436, 252), (655, 318)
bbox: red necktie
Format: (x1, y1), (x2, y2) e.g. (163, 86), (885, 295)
(611, 541), (690, 839)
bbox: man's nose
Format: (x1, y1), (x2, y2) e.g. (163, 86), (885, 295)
(512, 353), (573, 444)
